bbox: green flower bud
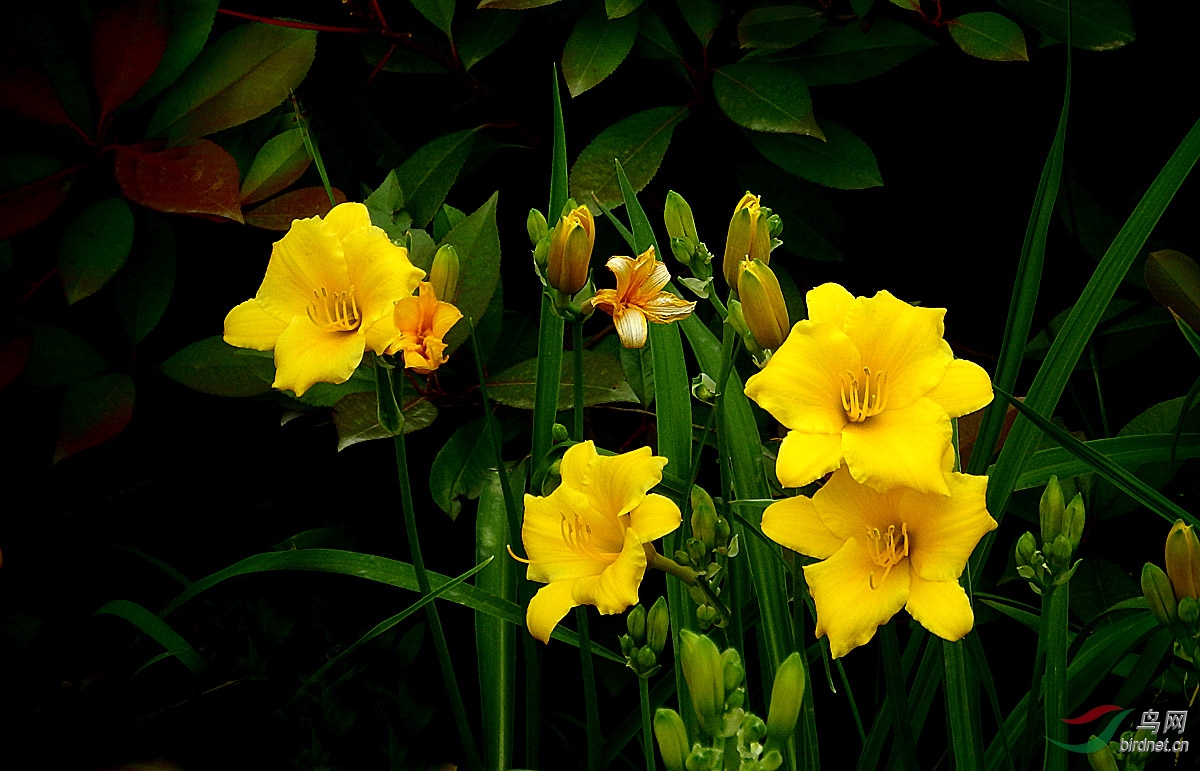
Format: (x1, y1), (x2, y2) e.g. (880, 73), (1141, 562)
(1015, 531), (1038, 566)
(619, 634), (636, 659)
(1179, 595), (1200, 626)
(761, 750), (783, 771)
(740, 714), (767, 746)
(715, 516), (730, 546)
(527, 208), (548, 246)
(721, 649), (744, 692)
(685, 746), (721, 771)
(647, 596), (670, 655)
(680, 630), (724, 733)
(1085, 739), (1118, 771)
(691, 486), (718, 549)
(687, 538), (708, 566)
(665, 191), (699, 246)
(429, 244), (459, 305)
(670, 236), (696, 266)
(696, 604), (718, 627)
(551, 423), (570, 444)
(627, 604), (647, 642)
(1050, 534), (1073, 567)
(765, 651), (805, 751)
(674, 549), (693, 567)
(724, 689), (744, 711)
(636, 646), (658, 672)
(726, 299), (750, 339)
(1065, 493), (1086, 551)
(653, 709), (690, 771)
(1040, 475), (1066, 547)
(1141, 562), (1178, 629)
(547, 205), (595, 295)
(766, 213), (783, 239)
(533, 235), (550, 270)
(737, 259), (790, 353)
(1166, 519), (1200, 601)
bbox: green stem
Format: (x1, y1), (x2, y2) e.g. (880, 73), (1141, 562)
(880, 623), (919, 771)
(572, 317), (585, 441)
(577, 606), (602, 771)
(1042, 586), (1069, 771)
(639, 676), (655, 771)
(943, 638), (981, 769)
(392, 377), (482, 771)
(532, 292), (566, 466)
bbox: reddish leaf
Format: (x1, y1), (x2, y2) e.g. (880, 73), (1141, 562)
(0, 166), (81, 242)
(0, 332), (34, 390)
(53, 373), (135, 464)
(92, 0), (170, 119)
(244, 187), (347, 230)
(113, 139), (243, 222)
(0, 64), (73, 125)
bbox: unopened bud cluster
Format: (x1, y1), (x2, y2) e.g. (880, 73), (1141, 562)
(672, 486), (738, 629)
(620, 597), (670, 678)
(1142, 519), (1200, 660)
(654, 635), (804, 771)
(1014, 476), (1085, 594)
(1087, 726), (1156, 771)
(529, 200), (596, 318)
(664, 191), (715, 299)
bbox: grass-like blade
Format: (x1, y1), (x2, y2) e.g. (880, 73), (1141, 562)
(95, 598), (206, 676)
(1013, 432), (1200, 490)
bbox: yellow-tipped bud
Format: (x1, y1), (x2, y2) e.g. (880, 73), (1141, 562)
(429, 244), (459, 305)
(652, 709), (690, 771)
(1166, 519), (1200, 601)
(722, 192), (771, 289)
(737, 259), (790, 352)
(680, 629), (724, 735)
(765, 652), (806, 751)
(547, 204), (595, 295)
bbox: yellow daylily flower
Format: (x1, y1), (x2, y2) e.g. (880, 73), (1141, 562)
(587, 247), (697, 349)
(763, 466), (996, 658)
(744, 283), (993, 495)
(391, 281), (463, 374)
(223, 202), (424, 396)
(518, 441), (682, 643)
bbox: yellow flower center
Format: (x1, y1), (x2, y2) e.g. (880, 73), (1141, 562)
(560, 514), (616, 563)
(866, 523), (908, 589)
(306, 286), (361, 332)
(840, 368), (888, 422)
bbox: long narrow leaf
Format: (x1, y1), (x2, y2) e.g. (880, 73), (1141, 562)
(95, 599), (206, 676)
(1013, 432), (1200, 489)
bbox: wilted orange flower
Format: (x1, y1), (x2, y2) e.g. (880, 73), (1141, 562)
(587, 247), (696, 348)
(391, 281), (462, 373)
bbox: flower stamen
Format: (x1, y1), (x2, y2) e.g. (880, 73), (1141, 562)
(306, 286), (361, 332)
(561, 514), (615, 564)
(866, 523), (908, 589)
(840, 368), (888, 422)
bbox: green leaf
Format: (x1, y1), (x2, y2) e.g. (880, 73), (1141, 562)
(618, 343), (654, 407)
(293, 366), (375, 408)
(160, 336), (275, 397)
(477, 0), (561, 8)
(713, 62), (821, 137)
(22, 325), (108, 386)
(396, 129), (477, 228)
(411, 0), (455, 37)
(1068, 558), (1139, 625)
(675, 0), (721, 45)
(437, 191), (501, 351)
(562, 5), (639, 97)
(94, 599), (206, 676)
(569, 106), (688, 212)
(54, 373), (134, 463)
(0, 153), (61, 190)
(430, 416), (495, 519)
(332, 391), (437, 451)
(749, 122), (881, 189)
(58, 198), (135, 304)
(130, 0), (220, 105)
(112, 213), (176, 344)
(1014, 433), (1200, 490)
(365, 170), (407, 240)
(998, 0), (1134, 51)
(432, 203), (467, 242)
(948, 12), (1028, 61)
(240, 128), (311, 205)
(737, 6), (823, 50)
(605, 0), (643, 19)
(783, 18), (936, 87)
(487, 350), (637, 409)
(636, 7), (682, 61)
(1145, 249), (1200, 332)
(457, 10), (521, 70)
(148, 22), (317, 138)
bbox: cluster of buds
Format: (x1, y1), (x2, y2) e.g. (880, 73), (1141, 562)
(528, 201), (596, 317)
(672, 486), (738, 629)
(664, 191), (716, 299)
(727, 259), (790, 365)
(620, 597), (670, 678)
(1014, 476), (1085, 593)
(1142, 519), (1200, 660)
(654, 634), (804, 771)
(1087, 727), (1156, 771)
(721, 192), (782, 292)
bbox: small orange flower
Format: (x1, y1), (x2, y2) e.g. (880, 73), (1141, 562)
(391, 282), (463, 373)
(587, 247), (696, 348)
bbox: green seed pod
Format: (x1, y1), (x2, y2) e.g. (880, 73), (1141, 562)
(653, 709), (690, 771)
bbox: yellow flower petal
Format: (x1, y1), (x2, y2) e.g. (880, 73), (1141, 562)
(561, 441), (667, 520)
(224, 299), (287, 350)
(805, 282), (855, 330)
(761, 496), (843, 559)
(570, 527), (647, 614)
(614, 306), (649, 349)
(257, 215), (349, 323)
(272, 316), (364, 396)
(321, 201), (373, 241)
(774, 430), (844, 488)
(810, 466), (900, 540)
(526, 580), (579, 644)
(629, 494), (682, 543)
(905, 574), (974, 642)
(521, 492), (613, 585)
(641, 292), (699, 323)
(805, 538), (910, 659)
(842, 290), (953, 410)
(841, 399), (953, 495)
(902, 473), (994, 582)
(744, 320), (858, 435)
(342, 224), (425, 325)
(924, 358), (994, 418)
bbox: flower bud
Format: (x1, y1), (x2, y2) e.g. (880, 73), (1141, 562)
(665, 190), (699, 247)
(627, 604), (647, 642)
(723, 193), (762, 289)
(680, 630), (724, 734)
(691, 486), (718, 550)
(1179, 596), (1200, 626)
(636, 646), (658, 672)
(721, 649), (744, 693)
(761, 750), (784, 771)
(737, 259), (790, 352)
(619, 634), (636, 659)
(1166, 519), (1200, 601)
(653, 709), (690, 771)
(670, 237), (696, 266)
(740, 714), (768, 745)
(1065, 493), (1086, 551)
(527, 208), (548, 247)
(429, 244), (459, 305)
(1039, 475), (1065, 547)
(685, 746), (720, 771)
(647, 596), (670, 655)
(765, 651), (805, 751)
(1086, 740), (1118, 771)
(1050, 534), (1073, 567)
(1142, 562), (1178, 629)
(1015, 531), (1038, 566)
(547, 205), (595, 295)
